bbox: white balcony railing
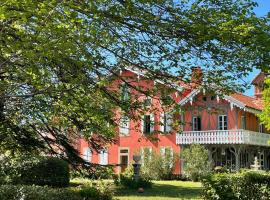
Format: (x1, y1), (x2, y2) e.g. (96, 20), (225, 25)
(176, 130), (270, 146)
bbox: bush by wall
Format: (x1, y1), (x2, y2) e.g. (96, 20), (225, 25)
(140, 150), (178, 180)
(181, 144), (211, 181)
(202, 171), (270, 200)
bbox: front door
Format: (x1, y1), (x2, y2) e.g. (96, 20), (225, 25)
(120, 155), (128, 172)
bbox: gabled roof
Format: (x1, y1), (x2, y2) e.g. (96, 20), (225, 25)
(178, 88), (263, 114)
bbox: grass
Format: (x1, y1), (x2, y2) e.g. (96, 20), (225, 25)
(115, 180), (202, 200)
(71, 179), (202, 200)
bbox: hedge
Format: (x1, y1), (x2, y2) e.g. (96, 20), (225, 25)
(20, 157), (70, 187)
(0, 185), (81, 200)
(202, 171), (270, 200)
(0, 183), (114, 200)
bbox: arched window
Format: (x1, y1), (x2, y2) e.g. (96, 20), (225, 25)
(83, 148), (92, 162)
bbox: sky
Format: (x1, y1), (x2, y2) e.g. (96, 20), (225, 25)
(245, 0), (270, 96)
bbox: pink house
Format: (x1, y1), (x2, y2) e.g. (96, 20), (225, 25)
(77, 68), (270, 174)
(177, 72), (270, 171)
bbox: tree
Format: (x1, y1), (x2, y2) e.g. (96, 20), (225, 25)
(181, 144), (210, 181)
(0, 0), (270, 168)
(260, 76), (270, 130)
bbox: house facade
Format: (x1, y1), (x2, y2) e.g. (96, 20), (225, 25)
(177, 72), (270, 171)
(77, 67), (186, 174)
(77, 69), (270, 174)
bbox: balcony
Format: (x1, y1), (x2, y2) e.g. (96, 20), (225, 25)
(176, 130), (270, 147)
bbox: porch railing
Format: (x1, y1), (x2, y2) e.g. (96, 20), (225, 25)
(176, 130), (270, 146)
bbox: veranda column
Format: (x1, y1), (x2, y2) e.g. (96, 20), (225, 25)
(230, 145), (241, 171)
(235, 146), (242, 171)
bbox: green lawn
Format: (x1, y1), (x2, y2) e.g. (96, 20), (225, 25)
(70, 179), (202, 200)
(115, 180), (202, 200)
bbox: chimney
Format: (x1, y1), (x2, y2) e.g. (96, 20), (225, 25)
(252, 72), (265, 99)
(191, 67), (203, 87)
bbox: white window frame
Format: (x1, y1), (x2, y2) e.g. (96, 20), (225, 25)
(99, 149), (108, 165)
(83, 148), (92, 162)
(218, 115), (228, 130)
(119, 115), (130, 136)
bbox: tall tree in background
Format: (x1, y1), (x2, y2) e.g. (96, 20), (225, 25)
(0, 0), (270, 166)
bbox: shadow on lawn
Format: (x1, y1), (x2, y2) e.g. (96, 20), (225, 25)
(115, 182), (202, 199)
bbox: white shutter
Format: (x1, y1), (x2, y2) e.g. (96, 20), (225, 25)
(166, 113), (172, 132)
(150, 114), (155, 133)
(99, 150), (108, 165)
(103, 151), (108, 165)
(83, 148), (92, 161)
(160, 113), (165, 132)
(141, 116), (145, 134)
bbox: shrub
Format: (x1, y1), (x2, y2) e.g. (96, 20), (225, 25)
(114, 165), (152, 189)
(0, 185), (81, 200)
(0, 154), (69, 187)
(79, 181), (114, 200)
(20, 157), (70, 187)
(140, 150), (178, 180)
(181, 144), (211, 181)
(202, 171), (270, 200)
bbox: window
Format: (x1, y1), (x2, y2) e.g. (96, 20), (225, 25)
(120, 83), (130, 101)
(141, 147), (152, 166)
(259, 124), (264, 133)
(160, 112), (173, 133)
(160, 147), (173, 168)
(99, 150), (108, 165)
(203, 96), (207, 101)
(83, 148), (92, 162)
(142, 114), (154, 134)
(192, 116), (201, 131)
(241, 116), (246, 129)
(211, 96), (215, 100)
(119, 116), (130, 136)
(218, 115), (228, 130)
